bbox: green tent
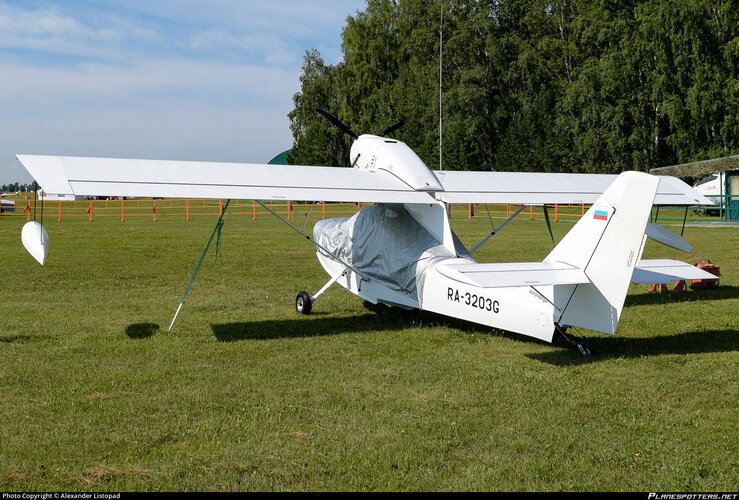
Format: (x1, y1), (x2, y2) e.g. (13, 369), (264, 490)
(268, 150), (291, 165)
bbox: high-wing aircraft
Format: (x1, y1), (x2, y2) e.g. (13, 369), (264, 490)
(16, 112), (716, 355)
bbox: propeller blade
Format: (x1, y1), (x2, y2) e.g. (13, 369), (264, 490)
(317, 109), (358, 139)
(379, 116), (412, 137)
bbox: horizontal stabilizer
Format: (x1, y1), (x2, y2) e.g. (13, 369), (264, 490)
(632, 259), (718, 284)
(645, 223), (692, 253)
(436, 260), (589, 288)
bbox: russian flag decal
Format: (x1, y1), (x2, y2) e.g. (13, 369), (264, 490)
(594, 209), (609, 221)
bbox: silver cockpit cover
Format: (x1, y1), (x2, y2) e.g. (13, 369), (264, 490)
(314, 204), (466, 299)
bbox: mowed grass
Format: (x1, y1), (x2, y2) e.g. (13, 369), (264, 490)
(0, 206), (736, 492)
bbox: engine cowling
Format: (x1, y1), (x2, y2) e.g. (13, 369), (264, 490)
(350, 135), (443, 192)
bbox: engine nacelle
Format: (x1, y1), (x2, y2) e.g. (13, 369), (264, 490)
(349, 135), (443, 192)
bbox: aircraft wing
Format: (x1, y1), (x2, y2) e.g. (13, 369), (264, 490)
(435, 261), (590, 288)
(15, 155), (435, 204)
(433, 171), (714, 206)
(17, 154), (712, 206)
(631, 259), (719, 284)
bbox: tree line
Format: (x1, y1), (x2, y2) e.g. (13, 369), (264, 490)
(1, 182), (31, 193)
(287, 0), (738, 175)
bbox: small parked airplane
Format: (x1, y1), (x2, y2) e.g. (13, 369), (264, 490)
(16, 112), (716, 354)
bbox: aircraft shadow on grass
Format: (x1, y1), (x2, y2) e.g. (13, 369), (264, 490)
(0, 334), (37, 343)
(625, 285), (739, 307)
(210, 309), (426, 342)
(209, 300), (737, 363)
(125, 322), (160, 339)
(211, 301), (498, 342)
(528, 329), (738, 366)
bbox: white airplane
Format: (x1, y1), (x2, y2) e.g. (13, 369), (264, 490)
(0, 199), (14, 213)
(692, 170), (738, 214)
(16, 112), (717, 355)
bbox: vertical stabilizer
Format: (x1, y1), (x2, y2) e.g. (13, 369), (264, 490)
(545, 172), (659, 334)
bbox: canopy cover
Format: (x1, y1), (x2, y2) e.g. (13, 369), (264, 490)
(314, 204), (470, 299)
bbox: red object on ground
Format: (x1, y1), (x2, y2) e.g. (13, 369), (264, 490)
(691, 259), (720, 289)
(648, 283), (668, 292)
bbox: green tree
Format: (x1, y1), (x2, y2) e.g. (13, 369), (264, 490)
(288, 49), (350, 166)
(288, 0), (739, 174)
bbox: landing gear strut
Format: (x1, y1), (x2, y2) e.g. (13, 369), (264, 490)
(295, 268), (349, 316)
(554, 325), (592, 357)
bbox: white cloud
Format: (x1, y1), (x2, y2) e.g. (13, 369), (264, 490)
(0, 4), (87, 37)
(0, 58), (298, 99)
(91, 1), (362, 40)
(0, 0), (367, 182)
(0, 2), (127, 54)
(187, 30), (298, 66)
(0, 1), (364, 65)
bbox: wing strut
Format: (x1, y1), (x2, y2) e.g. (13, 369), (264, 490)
(255, 201), (371, 282)
(542, 205), (556, 247)
(168, 200), (231, 331)
(469, 205), (528, 254)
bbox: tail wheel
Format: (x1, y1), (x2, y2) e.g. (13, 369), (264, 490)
(296, 291), (312, 315)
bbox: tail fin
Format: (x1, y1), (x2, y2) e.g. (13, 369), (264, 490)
(545, 171), (659, 334)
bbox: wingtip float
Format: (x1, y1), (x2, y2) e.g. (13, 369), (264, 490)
(21, 221), (49, 266)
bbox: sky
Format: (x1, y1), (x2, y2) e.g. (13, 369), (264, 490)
(0, 0), (367, 183)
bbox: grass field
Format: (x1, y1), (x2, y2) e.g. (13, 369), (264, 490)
(0, 206), (737, 491)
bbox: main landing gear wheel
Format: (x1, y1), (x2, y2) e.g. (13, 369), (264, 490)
(296, 291), (312, 315)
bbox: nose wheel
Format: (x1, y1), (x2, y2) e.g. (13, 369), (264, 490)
(295, 268), (350, 316)
(296, 291), (313, 315)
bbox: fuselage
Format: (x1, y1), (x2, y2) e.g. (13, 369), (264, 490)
(313, 135), (558, 342)
(313, 202), (557, 343)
